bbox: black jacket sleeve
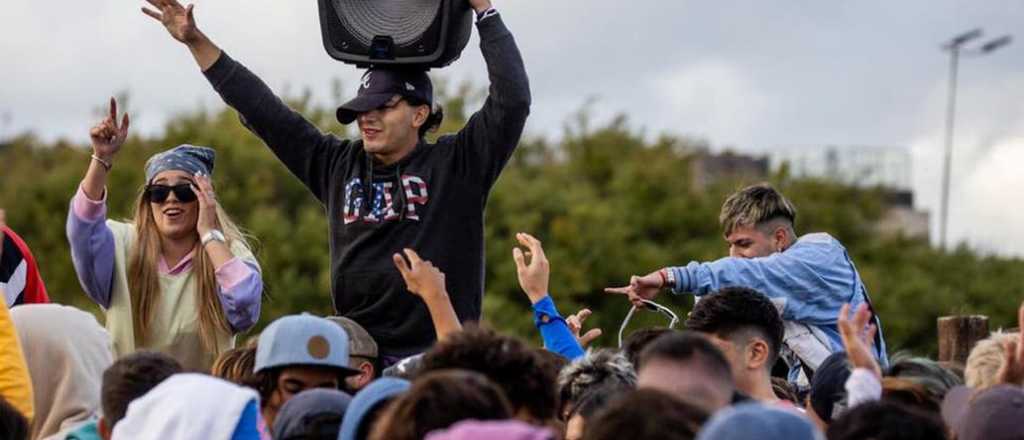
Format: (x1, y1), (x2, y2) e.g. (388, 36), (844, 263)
(454, 14), (532, 188)
(203, 52), (350, 203)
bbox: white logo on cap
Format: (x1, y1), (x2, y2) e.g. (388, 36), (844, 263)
(405, 82), (416, 91)
(361, 72), (372, 89)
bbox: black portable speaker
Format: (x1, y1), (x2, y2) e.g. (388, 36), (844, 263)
(317, 0), (474, 69)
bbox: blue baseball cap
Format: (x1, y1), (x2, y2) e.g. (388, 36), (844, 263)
(255, 314), (359, 375)
(336, 68), (434, 124)
(337, 378), (411, 440)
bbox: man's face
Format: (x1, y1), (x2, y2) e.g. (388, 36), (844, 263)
(637, 359), (731, 413)
(357, 95), (426, 158)
(265, 365), (341, 425)
(725, 225), (778, 259)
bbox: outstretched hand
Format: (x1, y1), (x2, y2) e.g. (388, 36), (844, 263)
(393, 249), (447, 300)
(997, 301), (1024, 386)
(89, 98), (129, 161)
(837, 303), (882, 380)
(512, 232), (549, 304)
(604, 270), (664, 308)
(142, 0), (202, 44)
(567, 308), (603, 347)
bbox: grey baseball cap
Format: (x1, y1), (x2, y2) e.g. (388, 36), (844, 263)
(327, 316), (378, 360)
(254, 314), (359, 375)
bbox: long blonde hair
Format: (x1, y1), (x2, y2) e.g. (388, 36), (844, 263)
(126, 186), (253, 354)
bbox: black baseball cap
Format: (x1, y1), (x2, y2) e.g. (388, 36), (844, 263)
(336, 68), (434, 124)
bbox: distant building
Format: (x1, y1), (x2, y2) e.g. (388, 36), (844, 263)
(771, 145), (929, 241)
(688, 150), (769, 191)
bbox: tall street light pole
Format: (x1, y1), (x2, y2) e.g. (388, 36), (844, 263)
(938, 29), (1012, 251)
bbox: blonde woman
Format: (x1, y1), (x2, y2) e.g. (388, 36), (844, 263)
(67, 98), (262, 370)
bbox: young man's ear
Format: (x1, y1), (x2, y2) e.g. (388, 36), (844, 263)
(772, 226), (789, 252)
(412, 105), (431, 128)
(747, 339), (770, 370)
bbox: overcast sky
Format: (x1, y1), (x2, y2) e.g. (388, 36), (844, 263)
(2, 1), (1022, 255)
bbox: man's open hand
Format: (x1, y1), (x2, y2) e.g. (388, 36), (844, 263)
(838, 303), (882, 380)
(512, 232), (550, 304)
(567, 308), (603, 347)
(393, 248), (447, 300)
(142, 0), (202, 44)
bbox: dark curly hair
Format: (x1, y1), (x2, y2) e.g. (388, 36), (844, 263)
(101, 351), (183, 425)
(684, 286), (784, 365)
(622, 328), (675, 370)
(369, 369), (512, 440)
(827, 401), (947, 440)
(583, 389), (708, 440)
(419, 325), (558, 422)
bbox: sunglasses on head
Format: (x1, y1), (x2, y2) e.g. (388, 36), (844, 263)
(144, 183), (197, 204)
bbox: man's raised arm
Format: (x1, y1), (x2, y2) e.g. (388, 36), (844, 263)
(142, 0), (347, 203)
(454, 0), (532, 187)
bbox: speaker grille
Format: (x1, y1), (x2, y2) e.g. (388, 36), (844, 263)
(332, 0), (443, 47)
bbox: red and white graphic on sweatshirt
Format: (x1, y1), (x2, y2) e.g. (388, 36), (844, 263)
(0, 227), (49, 307)
(343, 175), (429, 224)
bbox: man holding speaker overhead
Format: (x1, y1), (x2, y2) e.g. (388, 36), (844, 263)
(142, 0), (529, 363)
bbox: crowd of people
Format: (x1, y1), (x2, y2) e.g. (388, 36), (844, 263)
(2, 0), (1023, 439)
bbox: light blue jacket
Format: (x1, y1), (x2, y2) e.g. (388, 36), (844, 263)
(668, 233), (888, 382)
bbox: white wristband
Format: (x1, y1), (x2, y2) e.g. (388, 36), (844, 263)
(201, 229), (226, 247)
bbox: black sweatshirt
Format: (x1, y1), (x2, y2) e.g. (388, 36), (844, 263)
(203, 15), (530, 357)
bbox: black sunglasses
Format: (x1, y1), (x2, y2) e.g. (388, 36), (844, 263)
(144, 183), (197, 203)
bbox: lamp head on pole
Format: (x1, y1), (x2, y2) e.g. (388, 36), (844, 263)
(945, 28), (984, 50)
(980, 35), (1013, 53)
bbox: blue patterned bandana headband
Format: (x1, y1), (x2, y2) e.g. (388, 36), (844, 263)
(144, 144), (216, 183)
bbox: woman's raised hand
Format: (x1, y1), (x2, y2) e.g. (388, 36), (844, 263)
(89, 98), (129, 161)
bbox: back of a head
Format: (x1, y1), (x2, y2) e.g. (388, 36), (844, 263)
(424, 420), (554, 440)
(211, 345), (258, 385)
(695, 403), (821, 440)
(826, 401), (947, 440)
(719, 183), (797, 236)
(808, 352), (852, 423)
(420, 325), (557, 422)
(684, 287), (784, 367)
(0, 397), (28, 440)
(558, 349), (637, 417)
(583, 389), (708, 440)
(337, 377), (410, 440)
(102, 351), (183, 427)
(881, 377), (942, 415)
(637, 332), (734, 411)
(964, 332), (1016, 390)
(111, 373), (260, 440)
(622, 328), (674, 369)
(886, 355), (962, 402)
(272, 388), (352, 440)
(956, 384), (1024, 440)
(11, 304), (113, 440)
(369, 369), (513, 440)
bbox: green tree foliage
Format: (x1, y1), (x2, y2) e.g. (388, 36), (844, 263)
(1, 83), (1022, 357)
